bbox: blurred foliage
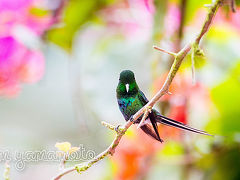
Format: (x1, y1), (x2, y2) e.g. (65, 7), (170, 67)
(29, 7), (49, 17)
(207, 26), (239, 44)
(153, 0), (167, 41)
(185, 0), (210, 24)
(196, 140), (240, 180)
(209, 63), (240, 136)
(47, 0), (115, 51)
(161, 141), (184, 156)
(181, 52), (206, 70)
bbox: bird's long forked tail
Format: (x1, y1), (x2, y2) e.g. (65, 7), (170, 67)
(157, 114), (214, 136)
(148, 112), (164, 142)
(140, 124), (164, 143)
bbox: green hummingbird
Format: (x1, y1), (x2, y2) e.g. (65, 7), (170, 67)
(116, 70), (212, 142)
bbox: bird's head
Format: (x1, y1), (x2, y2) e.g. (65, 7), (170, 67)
(119, 70), (135, 84)
(117, 70), (139, 96)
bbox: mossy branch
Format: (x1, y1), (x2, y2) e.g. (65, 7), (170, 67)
(52, 0), (226, 179)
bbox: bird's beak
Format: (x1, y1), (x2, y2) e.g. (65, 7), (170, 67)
(126, 84), (129, 93)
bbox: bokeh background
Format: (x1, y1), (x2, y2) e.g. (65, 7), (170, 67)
(0, 0), (240, 179)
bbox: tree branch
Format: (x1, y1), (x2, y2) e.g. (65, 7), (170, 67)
(137, 106), (152, 129)
(153, 46), (177, 57)
(52, 0), (224, 179)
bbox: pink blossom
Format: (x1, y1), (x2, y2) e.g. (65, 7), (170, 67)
(231, 8), (240, 29)
(144, 0), (155, 13)
(0, 0), (52, 36)
(0, 0), (31, 11)
(101, 0), (154, 40)
(18, 50), (44, 83)
(0, 0), (53, 97)
(0, 36), (44, 97)
(164, 4), (181, 38)
(215, 8), (240, 32)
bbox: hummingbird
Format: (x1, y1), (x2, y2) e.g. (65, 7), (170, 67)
(116, 70), (212, 142)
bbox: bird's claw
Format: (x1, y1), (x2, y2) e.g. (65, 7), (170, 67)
(115, 125), (121, 132)
(129, 116), (134, 122)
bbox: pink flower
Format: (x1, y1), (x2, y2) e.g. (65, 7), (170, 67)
(100, 0), (154, 40)
(164, 4), (181, 38)
(0, 36), (16, 61)
(0, 36), (44, 97)
(0, 0), (54, 97)
(231, 8), (240, 30)
(0, 0), (31, 11)
(0, 0), (51, 36)
(18, 50), (44, 83)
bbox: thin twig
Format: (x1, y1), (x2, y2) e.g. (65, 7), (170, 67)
(101, 121), (116, 131)
(137, 106), (152, 129)
(153, 46), (177, 57)
(52, 0), (224, 179)
(52, 121), (130, 180)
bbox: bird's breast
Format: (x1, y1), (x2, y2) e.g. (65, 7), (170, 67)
(118, 96), (142, 120)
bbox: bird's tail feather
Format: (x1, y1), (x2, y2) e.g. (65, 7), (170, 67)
(156, 114), (213, 137)
(149, 112), (162, 142)
(140, 125), (164, 143)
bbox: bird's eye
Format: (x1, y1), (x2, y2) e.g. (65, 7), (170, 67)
(126, 84), (129, 92)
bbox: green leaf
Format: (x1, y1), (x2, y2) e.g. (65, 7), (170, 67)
(161, 141), (184, 156)
(185, 0), (211, 23)
(29, 7), (49, 17)
(196, 142), (240, 180)
(46, 0), (115, 52)
(210, 62), (240, 135)
(181, 52), (206, 70)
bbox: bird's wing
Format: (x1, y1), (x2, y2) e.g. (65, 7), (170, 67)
(140, 124), (163, 143)
(148, 112), (162, 141)
(117, 99), (129, 120)
(153, 110), (213, 136)
(138, 90), (149, 104)
(138, 90), (162, 141)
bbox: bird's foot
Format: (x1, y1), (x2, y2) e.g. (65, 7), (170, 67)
(115, 125), (122, 133)
(114, 125), (120, 131)
(129, 116), (134, 122)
